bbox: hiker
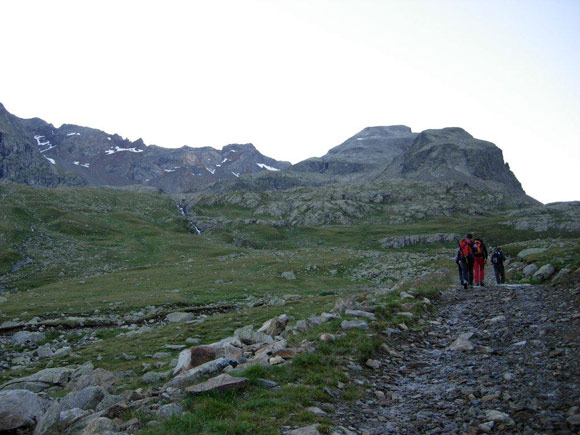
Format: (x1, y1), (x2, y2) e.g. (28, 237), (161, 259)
(473, 236), (488, 286)
(459, 233), (475, 288)
(491, 246), (506, 284)
(455, 247), (468, 289)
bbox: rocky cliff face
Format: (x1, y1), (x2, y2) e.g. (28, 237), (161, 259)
(292, 125), (417, 176)
(382, 127), (526, 194)
(0, 103), (290, 193)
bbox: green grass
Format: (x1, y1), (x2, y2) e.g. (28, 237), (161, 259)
(1, 184), (579, 433)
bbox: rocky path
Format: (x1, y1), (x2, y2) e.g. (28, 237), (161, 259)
(335, 282), (580, 434)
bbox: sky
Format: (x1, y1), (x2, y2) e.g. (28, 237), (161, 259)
(1, 0), (579, 204)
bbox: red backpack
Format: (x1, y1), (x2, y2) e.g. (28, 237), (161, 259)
(460, 239), (472, 257)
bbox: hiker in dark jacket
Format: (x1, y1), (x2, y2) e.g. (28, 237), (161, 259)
(491, 247), (506, 284)
(472, 236), (488, 286)
(455, 248), (469, 289)
(459, 233), (476, 288)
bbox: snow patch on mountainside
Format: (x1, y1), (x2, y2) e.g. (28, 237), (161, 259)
(256, 163), (280, 171)
(105, 146), (144, 155)
(44, 156), (56, 165)
(67, 132), (81, 136)
(34, 135), (56, 153)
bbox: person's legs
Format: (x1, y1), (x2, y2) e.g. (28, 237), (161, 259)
(499, 264), (505, 284)
(474, 257), (483, 285)
(467, 258), (474, 286)
(457, 263), (463, 285)
(494, 265), (501, 284)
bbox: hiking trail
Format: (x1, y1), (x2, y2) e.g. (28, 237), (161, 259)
(334, 282), (580, 434)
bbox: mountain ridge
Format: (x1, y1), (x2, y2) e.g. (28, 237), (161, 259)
(0, 102), (530, 200)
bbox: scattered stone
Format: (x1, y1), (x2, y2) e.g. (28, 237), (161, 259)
(269, 356), (285, 365)
(484, 410), (514, 425)
(142, 370), (170, 384)
(288, 424), (321, 435)
(1, 367), (73, 392)
(486, 315), (506, 324)
(341, 320), (369, 330)
(523, 263), (539, 276)
(345, 309), (376, 321)
(185, 337), (201, 345)
(448, 333), (475, 352)
(366, 359), (381, 369)
(186, 374), (249, 394)
(320, 333), (336, 342)
(152, 352), (171, 359)
(306, 406), (327, 416)
(158, 403), (184, 418)
(281, 271), (296, 280)
(567, 414), (580, 426)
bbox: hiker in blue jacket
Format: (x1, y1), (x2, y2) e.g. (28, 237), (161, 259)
(491, 247), (507, 284)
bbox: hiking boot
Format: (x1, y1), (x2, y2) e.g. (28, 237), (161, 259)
(463, 283), (468, 289)
(480, 282), (485, 287)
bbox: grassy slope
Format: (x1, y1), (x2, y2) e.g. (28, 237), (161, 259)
(0, 184), (579, 433)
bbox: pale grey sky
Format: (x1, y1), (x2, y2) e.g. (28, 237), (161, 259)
(1, 0), (579, 203)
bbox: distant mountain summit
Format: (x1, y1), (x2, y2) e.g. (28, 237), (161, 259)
(381, 127), (525, 193)
(292, 125), (417, 176)
(0, 103), (290, 192)
(0, 103), (530, 199)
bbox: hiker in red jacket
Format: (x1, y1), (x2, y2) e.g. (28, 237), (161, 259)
(459, 233), (475, 288)
(473, 236), (488, 286)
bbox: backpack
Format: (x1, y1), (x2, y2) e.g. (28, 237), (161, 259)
(491, 251), (502, 265)
(473, 240), (482, 255)
(459, 239), (472, 257)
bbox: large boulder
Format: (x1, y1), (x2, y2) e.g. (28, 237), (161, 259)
(186, 374), (249, 395)
(522, 263), (539, 277)
(166, 358), (236, 389)
(67, 368), (116, 393)
(517, 248), (547, 259)
(0, 389), (47, 432)
(533, 264), (556, 281)
(1, 367), (74, 392)
(12, 330), (46, 345)
(257, 314), (289, 337)
(60, 386), (107, 411)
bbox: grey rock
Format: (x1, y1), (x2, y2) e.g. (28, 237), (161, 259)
(523, 263), (539, 276)
(533, 264), (555, 280)
(0, 389), (47, 432)
(166, 358), (236, 389)
(341, 320), (369, 330)
(166, 312), (194, 323)
(158, 403), (184, 418)
(186, 374), (249, 394)
(12, 330), (46, 345)
(257, 314), (289, 337)
(345, 309), (376, 321)
(152, 352), (171, 359)
(288, 424), (321, 435)
(142, 371), (170, 384)
(67, 368), (116, 393)
(1, 367), (73, 392)
(61, 386), (106, 411)
(281, 271), (296, 280)
(517, 248), (547, 258)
